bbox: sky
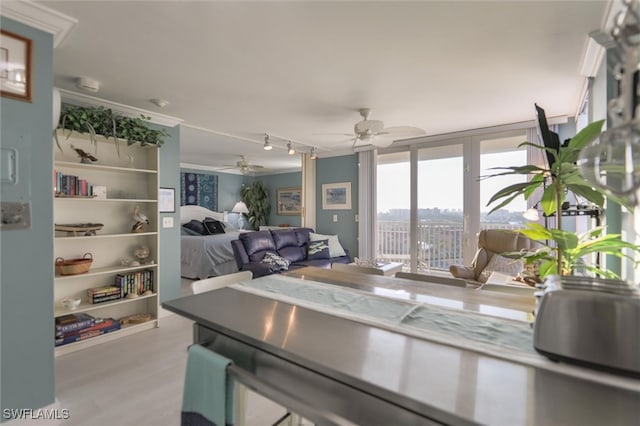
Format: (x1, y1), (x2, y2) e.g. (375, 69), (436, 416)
(377, 150), (527, 213)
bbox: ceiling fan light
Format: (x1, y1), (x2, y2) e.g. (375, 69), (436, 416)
(287, 141), (296, 155)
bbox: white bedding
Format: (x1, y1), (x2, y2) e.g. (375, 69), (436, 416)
(180, 205), (245, 279)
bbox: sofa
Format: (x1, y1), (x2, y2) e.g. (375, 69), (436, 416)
(231, 227), (351, 278)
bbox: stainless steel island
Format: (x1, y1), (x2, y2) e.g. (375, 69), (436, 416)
(163, 268), (640, 425)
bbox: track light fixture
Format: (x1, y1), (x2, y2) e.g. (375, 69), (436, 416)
(287, 141), (296, 155)
(310, 147), (317, 160)
(263, 133), (273, 151)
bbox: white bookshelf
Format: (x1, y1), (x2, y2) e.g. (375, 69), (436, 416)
(53, 130), (160, 355)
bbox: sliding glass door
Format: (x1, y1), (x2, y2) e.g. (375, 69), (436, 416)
(376, 129), (528, 273)
(416, 144), (464, 272)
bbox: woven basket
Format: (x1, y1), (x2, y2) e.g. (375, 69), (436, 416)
(55, 253), (93, 275)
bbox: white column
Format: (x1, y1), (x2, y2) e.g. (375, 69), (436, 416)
(301, 153), (316, 230)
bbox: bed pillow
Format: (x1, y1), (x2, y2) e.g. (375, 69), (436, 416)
(478, 254), (523, 284)
(203, 217), (226, 235)
(307, 239), (330, 260)
(183, 219), (207, 235)
(181, 225), (202, 236)
(260, 252), (290, 271)
(309, 232), (346, 258)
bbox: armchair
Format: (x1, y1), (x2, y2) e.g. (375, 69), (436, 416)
(449, 229), (538, 287)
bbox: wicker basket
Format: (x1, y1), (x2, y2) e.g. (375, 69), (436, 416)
(55, 253), (93, 275)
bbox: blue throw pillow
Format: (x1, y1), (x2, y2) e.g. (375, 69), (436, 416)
(183, 219), (207, 235)
(181, 225), (201, 236)
(261, 252), (291, 271)
(307, 239), (330, 260)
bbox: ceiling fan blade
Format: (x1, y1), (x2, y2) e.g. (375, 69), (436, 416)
(381, 126), (426, 138)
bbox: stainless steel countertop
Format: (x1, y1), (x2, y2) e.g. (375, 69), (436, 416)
(163, 284), (640, 425)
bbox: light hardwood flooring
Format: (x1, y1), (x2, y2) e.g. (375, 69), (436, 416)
(11, 286), (288, 426)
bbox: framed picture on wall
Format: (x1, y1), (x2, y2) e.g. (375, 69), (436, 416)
(0, 30), (32, 102)
(322, 182), (351, 210)
(159, 187), (176, 213)
(277, 187), (302, 215)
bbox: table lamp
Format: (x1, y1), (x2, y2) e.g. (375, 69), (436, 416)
(232, 201), (249, 230)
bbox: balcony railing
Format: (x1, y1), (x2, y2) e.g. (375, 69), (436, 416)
(377, 220), (523, 272)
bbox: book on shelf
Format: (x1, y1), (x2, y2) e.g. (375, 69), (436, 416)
(115, 269), (154, 298)
(55, 318), (121, 346)
(55, 312), (96, 334)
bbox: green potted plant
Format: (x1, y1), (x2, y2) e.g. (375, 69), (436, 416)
(55, 104), (168, 156)
(484, 120), (640, 280)
(241, 181), (271, 231)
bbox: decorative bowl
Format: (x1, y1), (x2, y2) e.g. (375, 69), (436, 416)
(61, 297), (81, 310)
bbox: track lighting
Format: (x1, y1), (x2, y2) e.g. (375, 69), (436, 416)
(310, 147), (317, 160)
(263, 133), (273, 151)
(287, 141), (296, 155)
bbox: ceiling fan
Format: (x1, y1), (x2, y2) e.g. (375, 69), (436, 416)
(218, 155), (266, 174)
(345, 108), (426, 149)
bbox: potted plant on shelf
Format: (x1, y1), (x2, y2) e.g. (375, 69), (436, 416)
(55, 104), (168, 156)
(484, 120), (640, 280)
(241, 181), (271, 231)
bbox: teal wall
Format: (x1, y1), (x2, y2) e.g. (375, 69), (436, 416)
(158, 124), (181, 303)
(316, 155), (359, 258)
(179, 169), (303, 228)
(180, 167), (246, 213)
(260, 172), (302, 227)
(0, 17), (56, 414)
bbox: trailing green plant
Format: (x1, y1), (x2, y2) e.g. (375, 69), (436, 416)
(55, 104), (168, 155)
(241, 181), (271, 230)
(483, 120), (640, 280)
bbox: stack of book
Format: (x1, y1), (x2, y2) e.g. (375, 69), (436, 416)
(53, 171), (94, 197)
(55, 313), (121, 346)
(87, 285), (122, 304)
(115, 270), (154, 298)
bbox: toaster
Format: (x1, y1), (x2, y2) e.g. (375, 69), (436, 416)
(533, 275), (640, 377)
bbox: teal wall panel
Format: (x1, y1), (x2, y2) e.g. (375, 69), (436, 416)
(260, 172), (302, 227)
(158, 124), (181, 303)
(315, 155), (359, 258)
(0, 17), (55, 415)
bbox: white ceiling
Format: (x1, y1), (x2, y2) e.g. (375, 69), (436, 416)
(30, 1), (610, 173)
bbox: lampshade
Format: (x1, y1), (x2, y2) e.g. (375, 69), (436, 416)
(523, 208), (540, 221)
(232, 201), (249, 214)
(310, 147), (317, 160)
(287, 141), (296, 155)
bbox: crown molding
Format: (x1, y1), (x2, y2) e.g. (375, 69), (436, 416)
(59, 88), (183, 127)
(0, 0), (77, 48)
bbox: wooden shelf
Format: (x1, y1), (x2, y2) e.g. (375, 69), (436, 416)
(54, 263), (157, 281)
(54, 292), (157, 317)
(54, 319), (158, 357)
(54, 197), (156, 203)
(55, 231), (158, 240)
(54, 160), (157, 174)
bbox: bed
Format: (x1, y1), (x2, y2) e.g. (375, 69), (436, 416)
(180, 205), (248, 279)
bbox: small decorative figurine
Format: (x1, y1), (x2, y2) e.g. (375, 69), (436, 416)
(131, 206), (149, 233)
(71, 144), (98, 164)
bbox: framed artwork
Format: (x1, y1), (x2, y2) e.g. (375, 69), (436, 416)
(277, 187), (302, 215)
(0, 30), (32, 102)
(159, 187), (176, 213)
(322, 182), (351, 210)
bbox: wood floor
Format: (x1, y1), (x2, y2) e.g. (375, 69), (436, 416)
(13, 307), (288, 425)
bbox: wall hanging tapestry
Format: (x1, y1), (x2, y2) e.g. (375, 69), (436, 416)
(180, 172), (218, 211)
